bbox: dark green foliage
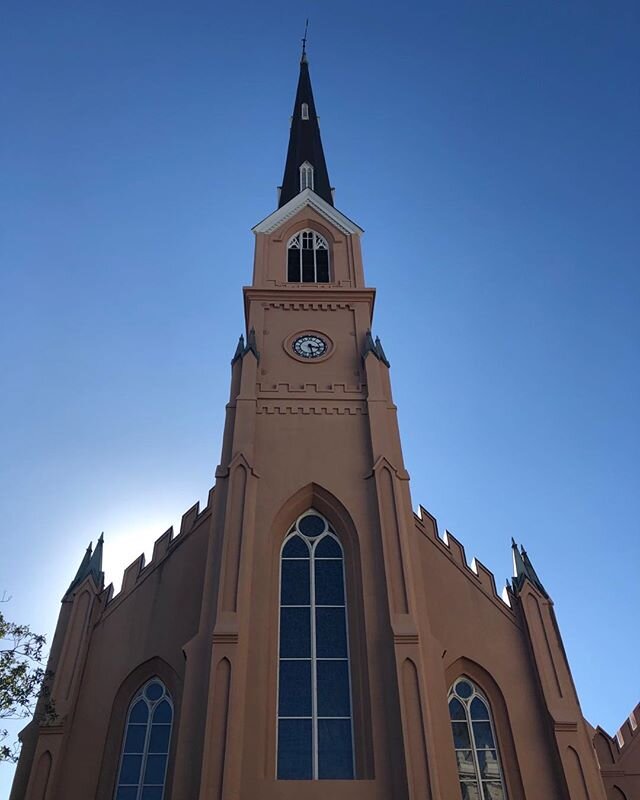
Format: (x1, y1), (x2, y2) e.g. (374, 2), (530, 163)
(0, 606), (53, 763)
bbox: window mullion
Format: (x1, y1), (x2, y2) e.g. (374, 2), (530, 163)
(466, 698), (483, 791)
(310, 544), (318, 779)
(137, 698), (153, 800)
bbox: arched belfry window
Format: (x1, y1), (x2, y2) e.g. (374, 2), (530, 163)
(287, 230), (330, 283)
(115, 678), (173, 800)
(277, 511), (354, 780)
(299, 161), (314, 191)
(448, 678), (507, 800)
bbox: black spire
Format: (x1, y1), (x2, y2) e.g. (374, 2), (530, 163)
(278, 51), (333, 208)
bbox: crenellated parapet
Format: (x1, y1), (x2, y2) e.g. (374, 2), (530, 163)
(103, 488), (215, 610)
(593, 702), (640, 798)
(413, 504), (516, 616)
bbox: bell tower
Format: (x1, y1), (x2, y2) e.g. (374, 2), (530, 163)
(10, 44), (620, 800)
(168, 49), (447, 800)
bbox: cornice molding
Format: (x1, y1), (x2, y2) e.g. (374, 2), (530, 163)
(252, 188), (364, 236)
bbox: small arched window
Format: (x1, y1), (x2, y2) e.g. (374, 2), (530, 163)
(301, 103), (309, 120)
(277, 511), (354, 780)
(448, 678), (507, 800)
(287, 230), (330, 283)
(115, 678), (173, 800)
(299, 161), (314, 191)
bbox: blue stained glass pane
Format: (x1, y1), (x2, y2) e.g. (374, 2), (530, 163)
(116, 788), (138, 800)
(153, 700), (172, 724)
(449, 697), (466, 721)
(318, 718), (354, 779)
(279, 607), (311, 658)
(315, 536), (341, 558)
(452, 721), (471, 749)
(144, 681), (164, 702)
(141, 788), (163, 800)
(472, 721), (495, 749)
(148, 724), (171, 753)
(282, 536), (309, 558)
(124, 723), (147, 753)
(316, 660), (351, 717)
(119, 754), (143, 784)
(315, 607), (347, 657)
(456, 680), (473, 699)
(314, 559), (345, 605)
(277, 719), (312, 779)
(129, 699), (149, 723)
(470, 697), (489, 720)
(143, 753), (167, 785)
(281, 559), (310, 605)
(278, 660), (312, 716)
(298, 514), (325, 537)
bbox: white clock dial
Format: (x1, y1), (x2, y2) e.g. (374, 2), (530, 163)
(293, 335), (327, 359)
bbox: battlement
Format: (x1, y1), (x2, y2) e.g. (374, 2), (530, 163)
(413, 503), (516, 617)
(594, 701), (640, 763)
(102, 488), (215, 611)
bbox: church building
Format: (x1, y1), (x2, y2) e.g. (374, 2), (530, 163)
(10, 49), (638, 800)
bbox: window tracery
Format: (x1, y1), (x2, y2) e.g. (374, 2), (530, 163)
(277, 511), (354, 780)
(115, 678), (173, 800)
(448, 678), (507, 800)
(287, 229), (330, 283)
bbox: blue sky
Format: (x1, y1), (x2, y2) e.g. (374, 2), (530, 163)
(1, 1), (638, 791)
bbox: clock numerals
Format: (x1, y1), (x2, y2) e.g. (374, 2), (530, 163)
(293, 335), (328, 359)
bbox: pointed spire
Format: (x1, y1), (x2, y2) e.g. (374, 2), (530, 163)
(278, 49), (333, 208)
(232, 334), (245, 364)
(245, 327), (260, 360)
(511, 538), (549, 598)
(375, 336), (391, 368)
(63, 534), (105, 599)
(363, 330), (377, 358)
(65, 542), (93, 598)
(520, 546), (548, 598)
(88, 532), (104, 589)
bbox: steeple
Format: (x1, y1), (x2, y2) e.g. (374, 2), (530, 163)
(278, 50), (333, 208)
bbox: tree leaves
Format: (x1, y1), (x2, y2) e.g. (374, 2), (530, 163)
(0, 608), (51, 763)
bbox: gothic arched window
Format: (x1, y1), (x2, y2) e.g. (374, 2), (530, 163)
(115, 678), (173, 800)
(277, 511), (354, 780)
(299, 161), (314, 191)
(287, 230), (330, 283)
(448, 678), (507, 800)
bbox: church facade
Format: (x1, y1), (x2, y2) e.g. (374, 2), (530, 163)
(10, 53), (638, 800)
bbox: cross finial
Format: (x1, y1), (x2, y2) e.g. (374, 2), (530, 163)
(301, 19), (309, 62)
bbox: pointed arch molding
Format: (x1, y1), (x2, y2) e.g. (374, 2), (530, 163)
(444, 657), (526, 800)
(401, 658), (432, 799)
(95, 657), (181, 800)
(267, 483), (374, 778)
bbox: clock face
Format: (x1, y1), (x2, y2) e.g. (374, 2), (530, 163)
(292, 335), (327, 359)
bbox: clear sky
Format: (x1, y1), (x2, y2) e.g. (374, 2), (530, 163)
(1, 1), (638, 792)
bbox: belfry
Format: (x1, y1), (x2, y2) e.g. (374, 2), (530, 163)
(11, 51), (638, 800)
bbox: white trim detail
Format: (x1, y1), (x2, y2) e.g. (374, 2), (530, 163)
(252, 188), (364, 237)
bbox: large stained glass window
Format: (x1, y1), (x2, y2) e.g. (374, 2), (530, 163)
(115, 678), (173, 800)
(277, 510), (354, 780)
(448, 678), (507, 800)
